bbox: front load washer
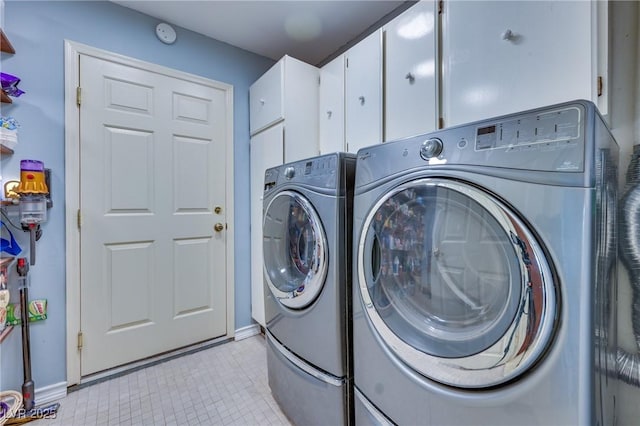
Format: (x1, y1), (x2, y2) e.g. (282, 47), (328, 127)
(263, 152), (356, 426)
(352, 100), (618, 425)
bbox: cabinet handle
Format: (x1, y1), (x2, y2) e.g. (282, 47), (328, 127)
(327, 110), (332, 119)
(359, 96), (365, 106)
(501, 29), (514, 41)
(405, 72), (415, 84)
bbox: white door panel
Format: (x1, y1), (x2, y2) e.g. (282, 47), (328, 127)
(319, 55), (345, 154)
(250, 60), (284, 135)
(80, 54), (228, 375)
(442, 1), (593, 126)
(345, 29), (383, 153)
(385, 0), (438, 140)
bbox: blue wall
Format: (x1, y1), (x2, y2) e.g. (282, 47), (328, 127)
(0, 0), (274, 391)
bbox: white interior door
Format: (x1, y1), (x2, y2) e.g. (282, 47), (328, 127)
(79, 54), (229, 375)
(250, 123), (284, 326)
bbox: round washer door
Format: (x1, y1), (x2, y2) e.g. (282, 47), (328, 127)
(357, 178), (558, 388)
(263, 190), (328, 310)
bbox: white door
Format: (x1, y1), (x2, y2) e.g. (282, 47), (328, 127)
(79, 54), (229, 375)
(319, 55), (345, 154)
(442, 1), (594, 126)
(385, 0), (438, 140)
(250, 123), (284, 326)
(345, 29), (383, 153)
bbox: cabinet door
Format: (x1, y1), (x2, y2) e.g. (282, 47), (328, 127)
(250, 60), (283, 135)
(250, 123), (284, 326)
(385, 0), (438, 141)
(442, 1), (595, 127)
(319, 55), (345, 154)
(345, 29), (383, 154)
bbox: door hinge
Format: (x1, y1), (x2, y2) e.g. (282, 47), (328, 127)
(438, 0), (444, 14)
(439, 117), (445, 129)
(597, 76), (603, 97)
(76, 86), (82, 106)
(77, 209), (82, 230)
(77, 331), (83, 350)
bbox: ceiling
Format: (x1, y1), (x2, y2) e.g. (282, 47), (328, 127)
(111, 1), (412, 66)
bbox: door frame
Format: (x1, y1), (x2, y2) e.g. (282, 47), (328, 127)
(64, 40), (235, 386)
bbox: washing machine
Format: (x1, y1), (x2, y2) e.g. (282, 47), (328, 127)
(352, 100), (619, 425)
(262, 152), (356, 426)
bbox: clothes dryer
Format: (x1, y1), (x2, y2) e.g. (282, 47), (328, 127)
(263, 152), (356, 426)
(352, 100), (618, 425)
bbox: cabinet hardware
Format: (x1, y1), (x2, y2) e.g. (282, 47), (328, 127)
(405, 73), (415, 84)
(359, 96), (365, 106)
(327, 110), (332, 119)
(597, 76), (603, 97)
(501, 29), (514, 41)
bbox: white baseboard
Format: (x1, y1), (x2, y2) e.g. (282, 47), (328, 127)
(36, 381), (67, 405)
(234, 324), (261, 341)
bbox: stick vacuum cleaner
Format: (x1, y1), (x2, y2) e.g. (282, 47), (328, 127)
(16, 258), (33, 412)
(4, 258), (59, 425)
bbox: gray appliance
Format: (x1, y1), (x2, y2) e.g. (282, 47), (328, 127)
(263, 152), (356, 426)
(352, 100), (618, 425)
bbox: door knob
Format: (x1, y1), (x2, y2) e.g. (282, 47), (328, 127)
(214, 223), (224, 232)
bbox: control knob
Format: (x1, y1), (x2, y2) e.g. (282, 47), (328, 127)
(284, 166), (296, 179)
(420, 138), (443, 160)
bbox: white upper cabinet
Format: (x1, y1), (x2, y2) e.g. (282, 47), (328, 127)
(385, 0), (439, 141)
(249, 55), (319, 162)
(442, 1), (604, 127)
(319, 55), (346, 154)
(345, 29), (383, 154)
(250, 60), (284, 135)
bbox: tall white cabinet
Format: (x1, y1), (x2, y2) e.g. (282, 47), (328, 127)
(249, 55), (319, 326)
(442, 0), (606, 127)
(384, 0), (439, 141)
(319, 55), (346, 154)
(345, 29), (383, 154)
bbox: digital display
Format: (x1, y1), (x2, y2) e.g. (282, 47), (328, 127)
(477, 125), (496, 136)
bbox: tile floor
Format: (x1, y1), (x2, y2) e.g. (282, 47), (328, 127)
(32, 334), (292, 426)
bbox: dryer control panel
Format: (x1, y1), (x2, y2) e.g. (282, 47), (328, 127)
(354, 101), (605, 181)
(474, 107), (580, 154)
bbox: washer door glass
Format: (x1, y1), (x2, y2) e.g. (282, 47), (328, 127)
(263, 190), (328, 310)
(358, 178), (557, 388)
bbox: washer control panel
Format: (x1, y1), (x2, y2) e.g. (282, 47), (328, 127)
(264, 153), (344, 193)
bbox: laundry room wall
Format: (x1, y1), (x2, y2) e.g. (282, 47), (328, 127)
(0, 0), (273, 395)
